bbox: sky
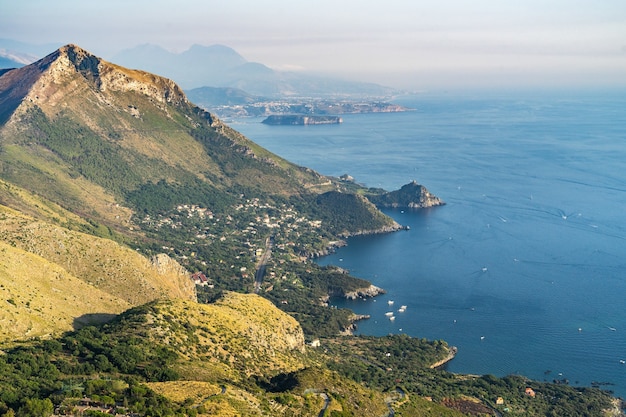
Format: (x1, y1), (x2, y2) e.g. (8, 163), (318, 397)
(2, 0), (626, 90)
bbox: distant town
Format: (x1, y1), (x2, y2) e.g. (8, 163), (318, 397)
(193, 97), (411, 119)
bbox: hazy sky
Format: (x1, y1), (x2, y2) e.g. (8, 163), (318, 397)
(2, 0), (626, 89)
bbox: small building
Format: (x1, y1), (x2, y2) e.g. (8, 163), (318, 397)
(496, 397), (504, 405)
(191, 272), (209, 286)
(525, 387), (536, 398)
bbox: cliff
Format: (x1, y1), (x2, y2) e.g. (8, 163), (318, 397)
(368, 180), (445, 209)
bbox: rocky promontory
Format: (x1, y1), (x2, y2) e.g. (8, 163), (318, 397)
(342, 284), (386, 300)
(368, 180), (445, 209)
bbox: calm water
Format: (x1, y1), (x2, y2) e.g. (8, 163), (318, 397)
(230, 89), (626, 396)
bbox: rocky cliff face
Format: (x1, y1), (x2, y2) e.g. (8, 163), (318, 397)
(0, 44), (189, 127)
(368, 181), (445, 209)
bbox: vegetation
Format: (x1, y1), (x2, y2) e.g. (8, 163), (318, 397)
(0, 311), (614, 416)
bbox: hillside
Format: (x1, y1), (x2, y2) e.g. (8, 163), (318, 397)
(0, 44), (404, 341)
(0, 201), (196, 344)
(0, 44), (619, 416)
(0, 294), (614, 416)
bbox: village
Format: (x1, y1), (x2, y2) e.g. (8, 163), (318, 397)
(136, 196), (330, 291)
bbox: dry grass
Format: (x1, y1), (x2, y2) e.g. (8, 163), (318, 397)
(141, 294), (307, 378)
(0, 240), (131, 344)
(145, 380), (222, 403)
(0, 204), (196, 345)
(0, 208), (195, 305)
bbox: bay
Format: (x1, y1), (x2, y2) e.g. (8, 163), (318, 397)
(230, 89), (626, 397)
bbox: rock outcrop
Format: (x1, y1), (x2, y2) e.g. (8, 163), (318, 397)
(368, 180), (445, 209)
(342, 284), (386, 300)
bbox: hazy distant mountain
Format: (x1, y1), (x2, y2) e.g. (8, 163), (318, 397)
(0, 56), (23, 69)
(112, 43), (396, 97)
(185, 86), (262, 107)
(0, 38), (62, 68)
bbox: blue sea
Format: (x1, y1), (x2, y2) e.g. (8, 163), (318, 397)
(230, 89), (626, 397)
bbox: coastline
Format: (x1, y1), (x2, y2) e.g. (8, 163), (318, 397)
(429, 346), (458, 369)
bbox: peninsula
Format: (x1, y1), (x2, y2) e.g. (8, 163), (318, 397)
(262, 114), (342, 125)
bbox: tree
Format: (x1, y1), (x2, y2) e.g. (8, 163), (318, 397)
(16, 398), (53, 417)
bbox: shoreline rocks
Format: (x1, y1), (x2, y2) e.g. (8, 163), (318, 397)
(368, 180), (445, 209)
(343, 284), (386, 300)
(338, 223), (408, 239)
(339, 313), (371, 335)
(429, 346), (458, 369)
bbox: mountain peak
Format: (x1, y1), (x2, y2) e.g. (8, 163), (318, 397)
(56, 43), (103, 81)
(0, 44), (189, 124)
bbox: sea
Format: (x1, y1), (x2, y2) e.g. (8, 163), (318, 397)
(229, 88), (626, 397)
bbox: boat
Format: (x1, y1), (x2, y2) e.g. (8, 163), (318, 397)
(398, 306), (406, 313)
(389, 316), (395, 321)
(388, 300), (394, 305)
(385, 312), (394, 317)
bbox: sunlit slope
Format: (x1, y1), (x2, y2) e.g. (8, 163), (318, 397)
(0, 44), (335, 237)
(0, 202), (196, 344)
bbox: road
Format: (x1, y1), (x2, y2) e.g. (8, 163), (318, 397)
(254, 236), (274, 293)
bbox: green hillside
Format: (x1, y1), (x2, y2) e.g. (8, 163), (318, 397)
(0, 44), (399, 336)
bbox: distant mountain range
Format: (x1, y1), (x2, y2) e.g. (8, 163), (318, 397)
(0, 39), (397, 98)
(0, 38), (62, 68)
(112, 43), (397, 97)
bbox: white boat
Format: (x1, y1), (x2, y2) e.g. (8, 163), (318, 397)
(388, 300), (394, 305)
(398, 307), (406, 313)
(389, 316), (395, 321)
(385, 312), (394, 317)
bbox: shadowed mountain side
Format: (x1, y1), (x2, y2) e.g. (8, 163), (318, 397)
(72, 313), (118, 330)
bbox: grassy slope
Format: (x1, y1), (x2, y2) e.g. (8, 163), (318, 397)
(0, 202), (196, 345)
(76, 294), (389, 417)
(0, 239), (131, 344)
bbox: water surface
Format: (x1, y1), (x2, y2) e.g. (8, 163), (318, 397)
(231, 89), (626, 396)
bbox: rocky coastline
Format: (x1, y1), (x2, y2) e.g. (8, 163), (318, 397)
(338, 222), (408, 239)
(368, 180), (445, 209)
(429, 346), (458, 369)
(343, 284), (387, 300)
(322, 284), (386, 303)
(339, 313), (372, 335)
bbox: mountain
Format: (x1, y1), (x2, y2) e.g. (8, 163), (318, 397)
(0, 45), (616, 416)
(0, 44), (399, 335)
(0, 44), (341, 227)
(0, 39), (63, 69)
(112, 43), (396, 97)
(185, 86), (262, 107)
